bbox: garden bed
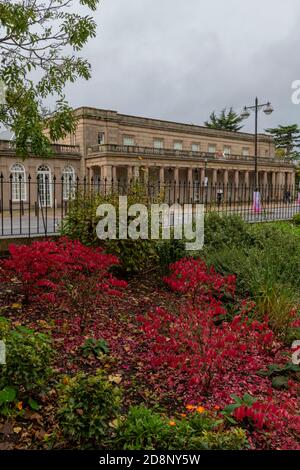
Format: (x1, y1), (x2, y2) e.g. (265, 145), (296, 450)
(0, 231), (299, 450)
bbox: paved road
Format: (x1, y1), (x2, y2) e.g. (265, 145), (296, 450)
(1, 204), (300, 237)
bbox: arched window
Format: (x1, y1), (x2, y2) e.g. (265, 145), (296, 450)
(11, 163), (26, 202)
(37, 165), (52, 207)
(62, 165), (75, 200)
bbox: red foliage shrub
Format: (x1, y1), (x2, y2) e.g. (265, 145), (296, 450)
(163, 257), (236, 305)
(2, 238), (127, 312)
(136, 258), (300, 449)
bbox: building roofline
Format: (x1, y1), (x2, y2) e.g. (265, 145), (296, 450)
(72, 106), (273, 143)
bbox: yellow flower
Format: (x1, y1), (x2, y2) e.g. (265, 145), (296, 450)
(168, 421), (176, 426)
(186, 404), (195, 410)
(16, 401), (23, 411)
(196, 406), (205, 414)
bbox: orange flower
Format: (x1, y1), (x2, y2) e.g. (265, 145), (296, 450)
(186, 404), (195, 410)
(180, 413), (187, 418)
(214, 405), (221, 410)
(196, 406), (205, 414)
(168, 421), (176, 426)
(16, 401), (23, 411)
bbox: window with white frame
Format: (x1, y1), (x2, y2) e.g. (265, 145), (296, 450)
(223, 146), (231, 155)
(98, 132), (105, 145)
(174, 141), (183, 151)
(208, 145), (216, 154)
(191, 143), (200, 152)
(154, 139), (164, 149)
(37, 164), (52, 207)
(62, 165), (76, 200)
(242, 147), (250, 156)
(123, 136), (135, 146)
(11, 163), (26, 202)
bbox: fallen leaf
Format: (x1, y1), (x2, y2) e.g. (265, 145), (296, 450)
(13, 426), (22, 434)
(0, 420), (14, 435)
(108, 374), (122, 384)
(11, 303), (22, 309)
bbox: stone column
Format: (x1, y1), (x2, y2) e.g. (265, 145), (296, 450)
(102, 165), (112, 182)
(200, 168), (205, 185)
(143, 166), (149, 183)
(234, 170), (239, 202)
(112, 166), (117, 182)
(133, 166), (140, 181)
(244, 171), (249, 186)
(272, 172), (276, 187)
(223, 169), (228, 200)
(159, 167), (165, 184)
(290, 172), (296, 190)
(102, 165), (112, 193)
(174, 167), (179, 203)
(212, 169), (217, 186)
(263, 171), (268, 187)
(127, 166), (133, 185)
(234, 170), (239, 187)
(187, 167), (193, 203)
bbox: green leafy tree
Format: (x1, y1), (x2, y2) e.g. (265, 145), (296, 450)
(266, 125), (300, 160)
(205, 107), (244, 132)
(0, 0), (99, 157)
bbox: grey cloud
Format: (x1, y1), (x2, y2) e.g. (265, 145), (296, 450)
(65, 0), (300, 132)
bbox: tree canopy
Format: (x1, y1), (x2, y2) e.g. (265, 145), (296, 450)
(265, 124), (300, 160)
(0, 0), (100, 157)
(204, 107), (244, 132)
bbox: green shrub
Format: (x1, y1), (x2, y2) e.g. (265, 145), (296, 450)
(203, 218), (300, 338)
(204, 213), (254, 251)
(61, 185), (160, 274)
(157, 238), (186, 274)
(292, 213), (300, 225)
(114, 405), (248, 450)
(57, 370), (122, 445)
(80, 337), (109, 357)
(0, 317), (54, 402)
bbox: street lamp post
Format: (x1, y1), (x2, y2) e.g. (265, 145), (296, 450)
(241, 98), (274, 190)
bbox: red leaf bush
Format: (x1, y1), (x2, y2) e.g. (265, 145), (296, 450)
(139, 258), (274, 397)
(137, 258), (300, 449)
(2, 238), (126, 305)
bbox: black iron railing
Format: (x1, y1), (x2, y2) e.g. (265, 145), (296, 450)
(0, 174), (299, 237)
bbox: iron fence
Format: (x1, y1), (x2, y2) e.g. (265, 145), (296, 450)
(0, 174), (299, 237)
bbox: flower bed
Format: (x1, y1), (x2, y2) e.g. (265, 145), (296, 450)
(0, 241), (299, 450)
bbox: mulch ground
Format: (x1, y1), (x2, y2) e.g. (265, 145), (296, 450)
(0, 272), (183, 449)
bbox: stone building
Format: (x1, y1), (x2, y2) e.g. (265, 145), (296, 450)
(60, 107), (296, 191)
(0, 106), (296, 208)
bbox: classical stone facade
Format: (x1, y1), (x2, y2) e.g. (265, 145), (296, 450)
(57, 107), (296, 191)
(0, 107), (296, 209)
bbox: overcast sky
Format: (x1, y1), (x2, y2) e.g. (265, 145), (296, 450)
(65, 0), (300, 133)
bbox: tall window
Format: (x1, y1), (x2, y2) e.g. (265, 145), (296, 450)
(242, 147), (250, 156)
(98, 132), (105, 145)
(174, 141), (183, 151)
(191, 143), (200, 152)
(62, 165), (76, 200)
(223, 146), (231, 156)
(37, 165), (52, 207)
(11, 163), (26, 202)
(154, 139), (164, 149)
(123, 136), (135, 146)
(208, 145), (216, 154)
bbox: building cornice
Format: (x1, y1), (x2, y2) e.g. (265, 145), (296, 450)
(74, 106), (273, 144)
